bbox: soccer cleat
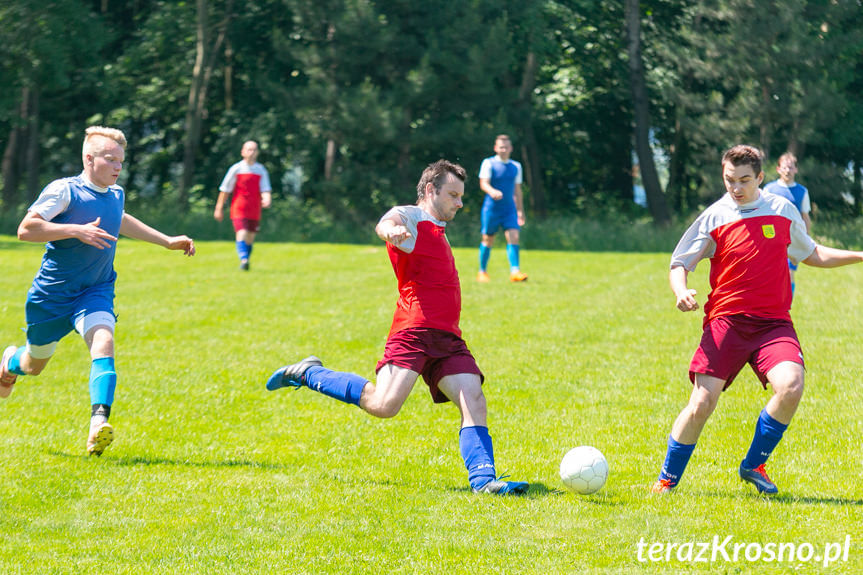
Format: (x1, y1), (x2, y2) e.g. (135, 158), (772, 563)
(240, 259), (250, 271)
(266, 356), (323, 391)
(0, 346), (19, 398)
(473, 478), (529, 496)
(650, 478), (677, 494)
(739, 463), (778, 494)
(87, 422), (114, 456)
(477, 271), (490, 283)
(509, 270), (528, 282)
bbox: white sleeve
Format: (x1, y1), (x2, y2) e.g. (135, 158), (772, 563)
(219, 164), (239, 193)
(259, 165), (272, 193)
(379, 205), (420, 253)
(787, 210), (816, 264)
(670, 214), (715, 271)
(514, 161), (524, 185)
(478, 158), (492, 180)
(28, 180), (71, 221)
(800, 189), (811, 214)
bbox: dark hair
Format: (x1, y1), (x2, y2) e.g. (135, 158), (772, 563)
(416, 159), (467, 200)
(722, 145), (763, 175)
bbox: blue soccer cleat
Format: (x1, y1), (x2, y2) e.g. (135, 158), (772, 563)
(266, 356), (323, 391)
(739, 462), (779, 494)
(473, 476), (529, 496)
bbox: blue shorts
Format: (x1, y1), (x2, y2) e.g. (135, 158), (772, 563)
(481, 208), (519, 235)
(788, 259), (798, 272)
(25, 283), (116, 346)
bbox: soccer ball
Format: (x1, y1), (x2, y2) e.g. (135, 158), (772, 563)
(560, 446), (608, 494)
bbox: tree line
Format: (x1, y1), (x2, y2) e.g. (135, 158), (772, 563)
(2, 0), (862, 227)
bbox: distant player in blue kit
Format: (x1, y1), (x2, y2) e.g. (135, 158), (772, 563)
(763, 152), (812, 296)
(477, 134), (528, 282)
(0, 126), (196, 456)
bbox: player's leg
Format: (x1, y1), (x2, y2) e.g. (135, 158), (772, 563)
(738, 360), (803, 494)
(80, 311), (118, 456)
(652, 373), (725, 492)
(2, 301), (71, 397)
(233, 220), (256, 270)
(788, 259), (797, 298)
(504, 226), (527, 282)
(437, 372), (528, 495)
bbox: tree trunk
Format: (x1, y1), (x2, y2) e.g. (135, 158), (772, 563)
(625, 0), (670, 226)
(515, 50), (546, 217)
(324, 139), (336, 181)
(25, 87), (40, 201)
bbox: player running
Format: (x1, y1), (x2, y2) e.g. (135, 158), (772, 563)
(477, 134), (528, 282)
(266, 159), (528, 495)
(652, 144), (863, 495)
(0, 126), (195, 456)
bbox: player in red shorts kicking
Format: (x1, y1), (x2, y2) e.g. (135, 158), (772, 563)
(265, 160), (528, 495)
(651, 145), (863, 495)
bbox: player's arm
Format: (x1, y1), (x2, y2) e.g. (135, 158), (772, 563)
(120, 213), (196, 255)
(514, 182), (525, 226)
(261, 191), (272, 209)
(214, 191), (230, 221)
(669, 265), (699, 312)
(375, 214), (411, 246)
(479, 178), (503, 201)
(802, 245), (863, 268)
(18, 211), (117, 249)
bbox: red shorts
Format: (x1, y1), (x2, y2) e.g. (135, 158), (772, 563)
(690, 315), (804, 389)
(376, 328), (484, 404)
(232, 218), (260, 233)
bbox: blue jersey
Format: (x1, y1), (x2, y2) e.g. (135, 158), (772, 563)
(763, 181), (810, 214)
(28, 175), (125, 299)
(479, 156), (523, 214)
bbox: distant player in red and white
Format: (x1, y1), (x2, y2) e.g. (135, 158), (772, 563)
(651, 144), (863, 495)
(214, 140), (272, 270)
(265, 160), (528, 495)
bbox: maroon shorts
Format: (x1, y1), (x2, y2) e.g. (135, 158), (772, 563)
(232, 218), (260, 233)
(690, 315), (804, 389)
(376, 328), (484, 404)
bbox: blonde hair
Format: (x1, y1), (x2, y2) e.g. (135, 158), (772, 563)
(83, 126), (127, 157)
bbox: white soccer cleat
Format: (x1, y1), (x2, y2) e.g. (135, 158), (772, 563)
(87, 422), (114, 456)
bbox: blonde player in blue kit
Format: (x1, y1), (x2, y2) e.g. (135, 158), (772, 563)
(0, 126), (195, 456)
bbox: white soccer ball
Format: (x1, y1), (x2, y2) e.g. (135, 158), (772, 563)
(560, 446), (608, 494)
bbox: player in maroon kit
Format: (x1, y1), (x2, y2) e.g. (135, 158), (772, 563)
(214, 140), (272, 270)
(651, 145), (863, 495)
(265, 159), (528, 495)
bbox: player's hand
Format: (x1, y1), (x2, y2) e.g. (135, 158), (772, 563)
(675, 288), (699, 312)
(166, 235), (196, 256)
(261, 195), (272, 209)
(490, 190), (504, 201)
(75, 217), (117, 249)
(517, 212), (526, 226)
(213, 208), (223, 222)
(386, 225), (412, 246)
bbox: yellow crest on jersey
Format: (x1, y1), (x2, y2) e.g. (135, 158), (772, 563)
(762, 224), (775, 239)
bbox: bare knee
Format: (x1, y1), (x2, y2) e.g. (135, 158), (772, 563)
(360, 388), (404, 419)
(687, 393), (719, 423)
(773, 377), (804, 404)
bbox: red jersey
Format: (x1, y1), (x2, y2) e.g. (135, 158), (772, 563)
(380, 205), (461, 337)
(671, 191), (816, 326)
(219, 161), (272, 220)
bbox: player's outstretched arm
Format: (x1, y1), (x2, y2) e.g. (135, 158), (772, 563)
(669, 265), (699, 312)
(375, 216), (411, 247)
(18, 212), (117, 249)
(802, 245), (863, 268)
(120, 213), (196, 256)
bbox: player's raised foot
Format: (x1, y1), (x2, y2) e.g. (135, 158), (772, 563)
(739, 463), (778, 494)
(0, 346), (19, 398)
(650, 478), (677, 494)
(473, 478), (529, 496)
(477, 271), (490, 283)
(240, 259), (250, 271)
(87, 422), (114, 456)
(266, 356), (323, 391)
(509, 270), (528, 282)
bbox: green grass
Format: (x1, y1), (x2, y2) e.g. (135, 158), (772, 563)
(0, 235), (861, 574)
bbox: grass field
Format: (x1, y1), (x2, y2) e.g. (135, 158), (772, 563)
(0, 235), (861, 574)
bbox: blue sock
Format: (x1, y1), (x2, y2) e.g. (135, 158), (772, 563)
(742, 409), (788, 469)
(506, 244), (520, 271)
(89, 357), (117, 406)
(479, 244), (491, 272)
(304, 366), (366, 406)
(459, 426), (497, 490)
(236, 241), (251, 260)
(658, 436), (696, 485)
(791, 282), (795, 296)
(7, 347), (27, 376)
